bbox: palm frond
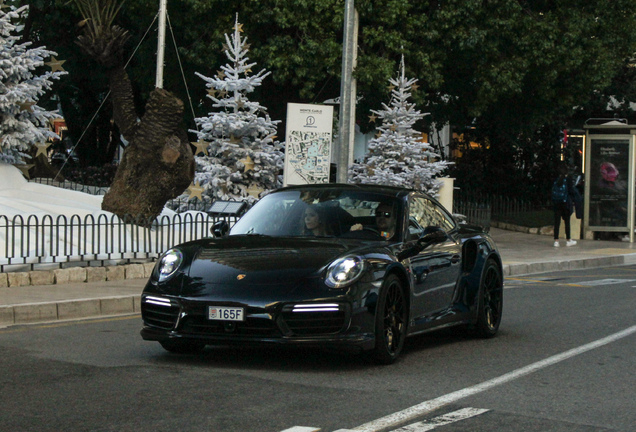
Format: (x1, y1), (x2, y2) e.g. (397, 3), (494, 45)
(71, 0), (125, 37)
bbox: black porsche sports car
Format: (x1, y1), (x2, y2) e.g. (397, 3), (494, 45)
(140, 184), (503, 364)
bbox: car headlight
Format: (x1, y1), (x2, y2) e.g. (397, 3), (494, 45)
(326, 256), (365, 288)
(156, 248), (183, 282)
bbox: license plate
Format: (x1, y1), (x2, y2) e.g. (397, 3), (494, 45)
(208, 306), (244, 321)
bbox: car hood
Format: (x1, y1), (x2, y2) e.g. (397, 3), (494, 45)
(182, 236), (370, 296)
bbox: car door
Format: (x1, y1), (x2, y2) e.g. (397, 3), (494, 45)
(406, 195), (462, 320)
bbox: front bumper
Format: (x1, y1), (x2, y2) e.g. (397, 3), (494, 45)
(140, 293), (376, 351)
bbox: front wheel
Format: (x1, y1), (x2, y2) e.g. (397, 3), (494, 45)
(473, 260), (503, 338)
(371, 274), (408, 364)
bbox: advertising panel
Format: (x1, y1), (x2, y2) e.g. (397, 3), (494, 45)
(587, 138), (631, 228)
(284, 103), (334, 185)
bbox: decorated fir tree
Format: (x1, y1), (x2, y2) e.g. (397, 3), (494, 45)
(349, 56), (449, 195)
(0, 4), (66, 166)
(191, 14), (283, 204)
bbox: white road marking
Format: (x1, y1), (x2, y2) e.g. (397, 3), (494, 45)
(393, 407), (490, 431)
(575, 279), (636, 286)
(351, 325), (636, 432)
(506, 278), (636, 288)
(280, 427), (321, 432)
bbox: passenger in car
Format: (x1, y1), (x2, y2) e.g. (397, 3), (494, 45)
(303, 204), (331, 236)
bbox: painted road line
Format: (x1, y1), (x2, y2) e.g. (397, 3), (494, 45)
(280, 427), (321, 432)
(352, 325), (636, 432)
(393, 408), (490, 432)
(505, 277), (636, 288)
(575, 279), (636, 286)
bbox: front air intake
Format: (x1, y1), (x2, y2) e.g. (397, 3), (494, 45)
(281, 303), (348, 335)
(141, 296), (179, 330)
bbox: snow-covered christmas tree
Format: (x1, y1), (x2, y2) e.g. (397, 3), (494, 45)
(349, 56), (449, 196)
(191, 14), (283, 204)
(0, 4), (66, 165)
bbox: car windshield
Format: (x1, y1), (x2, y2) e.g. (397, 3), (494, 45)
(230, 188), (402, 240)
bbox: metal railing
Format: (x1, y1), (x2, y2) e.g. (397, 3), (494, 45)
(489, 195), (546, 219)
(7, 179), (247, 272)
(453, 200), (492, 230)
(0, 212), (237, 272)
(29, 177), (110, 195)
(454, 191), (550, 229)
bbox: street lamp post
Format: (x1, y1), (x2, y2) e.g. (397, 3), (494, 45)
(155, 0), (167, 89)
(337, 0), (358, 183)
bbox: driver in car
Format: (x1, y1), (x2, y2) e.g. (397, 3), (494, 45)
(374, 202), (396, 239)
(350, 201), (396, 240)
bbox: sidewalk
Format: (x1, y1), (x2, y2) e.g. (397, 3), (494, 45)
(2, 227), (636, 327)
(491, 227), (636, 275)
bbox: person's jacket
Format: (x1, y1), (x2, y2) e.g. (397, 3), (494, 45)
(556, 175), (583, 217)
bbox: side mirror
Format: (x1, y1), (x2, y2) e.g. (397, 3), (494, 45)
(417, 226), (447, 247)
(397, 227), (448, 261)
(211, 220), (229, 238)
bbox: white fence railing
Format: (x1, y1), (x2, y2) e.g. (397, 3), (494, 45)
(0, 212), (230, 272)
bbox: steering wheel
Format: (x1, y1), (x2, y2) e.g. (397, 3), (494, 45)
(362, 226), (380, 235)
(341, 225), (383, 239)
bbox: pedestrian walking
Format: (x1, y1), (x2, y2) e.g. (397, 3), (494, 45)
(552, 163), (581, 247)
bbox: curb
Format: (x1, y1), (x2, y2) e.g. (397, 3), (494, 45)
(491, 221), (553, 236)
(0, 295), (141, 326)
(0, 262), (156, 288)
(503, 254), (636, 277)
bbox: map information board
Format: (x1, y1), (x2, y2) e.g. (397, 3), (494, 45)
(284, 103), (334, 185)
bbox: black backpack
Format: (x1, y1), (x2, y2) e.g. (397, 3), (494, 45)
(551, 178), (568, 203)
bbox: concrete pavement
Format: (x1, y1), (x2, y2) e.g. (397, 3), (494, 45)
(2, 227), (636, 327)
(492, 227), (636, 275)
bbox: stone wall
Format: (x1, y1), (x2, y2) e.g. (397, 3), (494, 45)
(0, 262), (156, 288)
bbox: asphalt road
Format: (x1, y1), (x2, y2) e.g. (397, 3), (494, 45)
(1, 265), (634, 432)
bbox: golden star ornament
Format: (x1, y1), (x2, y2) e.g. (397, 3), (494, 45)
(240, 155), (255, 172)
(187, 181), (205, 201)
(14, 164), (34, 179)
(246, 183), (263, 199)
(45, 57), (66, 72)
(35, 142), (51, 158)
(19, 101), (35, 112)
(191, 139), (208, 156)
